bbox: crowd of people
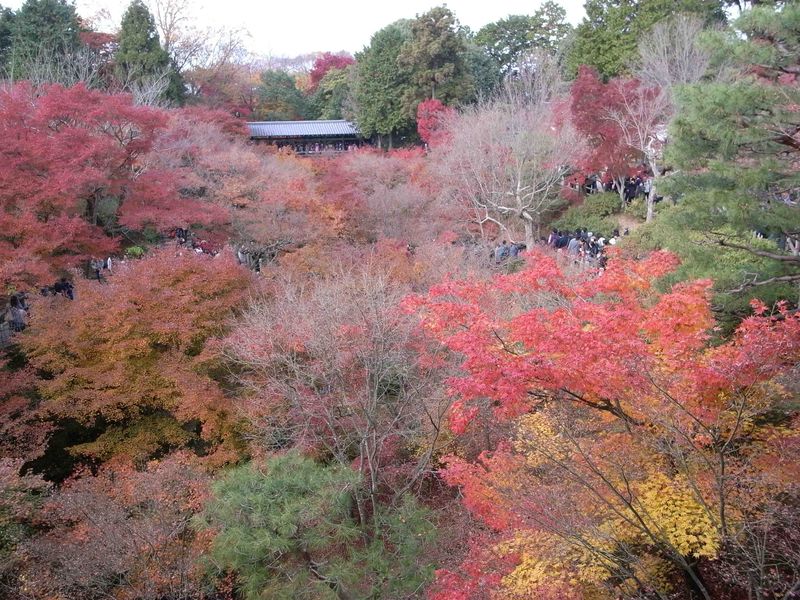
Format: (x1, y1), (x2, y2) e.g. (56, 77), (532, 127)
(3, 222), (629, 347)
(493, 240), (528, 263)
(492, 227), (629, 270)
(40, 277), (75, 299)
(2, 265), (93, 345)
(577, 172), (656, 204)
(548, 227), (628, 268)
(279, 141), (362, 155)
(2, 227), (223, 346)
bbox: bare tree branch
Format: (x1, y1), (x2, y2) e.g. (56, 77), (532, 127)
(433, 52), (583, 246)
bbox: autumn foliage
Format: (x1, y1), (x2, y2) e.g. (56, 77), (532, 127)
(0, 83), (263, 290)
(308, 51), (355, 92)
(417, 98), (454, 146)
(410, 250), (800, 598)
(20, 250), (250, 467)
(569, 66), (643, 194)
(17, 453), (212, 600)
(1, 5), (799, 595)
(0, 83), (164, 287)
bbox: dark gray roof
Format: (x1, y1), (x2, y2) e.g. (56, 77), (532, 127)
(247, 120), (360, 138)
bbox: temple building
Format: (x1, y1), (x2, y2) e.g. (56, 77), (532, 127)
(246, 120), (365, 154)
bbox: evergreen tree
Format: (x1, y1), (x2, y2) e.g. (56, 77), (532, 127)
(397, 6), (473, 113)
(529, 0), (573, 53)
(7, 0), (79, 77)
(0, 4), (14, 72)
(464, 42), (501, 100)
(353, 20), (415, 147)
(475, 14), (537, 76)
(310, 66), (353, 120)
(198, 453), (436, 600)
(566, 0), (726, 79)
(164, 66), (186, 105)
(116, 0), (183, 104)
(636, 2), (800, 327)
(256, 69), (311, 120)
(476, 2), (572, 76)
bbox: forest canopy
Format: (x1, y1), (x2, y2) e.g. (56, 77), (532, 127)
(0, 1), (799, 599)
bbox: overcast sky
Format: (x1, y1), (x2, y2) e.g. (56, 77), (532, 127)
(5, 0), (587, 57)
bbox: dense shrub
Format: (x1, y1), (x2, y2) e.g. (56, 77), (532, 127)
(552, 192), (621, 236)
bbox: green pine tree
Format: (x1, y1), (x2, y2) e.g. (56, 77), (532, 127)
(197, 452), (435, 600)
(396, 6), (473, 114)
(633, 2), (800, 330)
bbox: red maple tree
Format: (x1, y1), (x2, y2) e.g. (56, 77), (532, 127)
(308, 52), (355, 92)
(0, 83), (166, 287)
(417, 98), (454, 147)
(569, 66), (642, 200)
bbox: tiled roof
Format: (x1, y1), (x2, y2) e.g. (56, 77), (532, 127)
(247, 120), (360, 138)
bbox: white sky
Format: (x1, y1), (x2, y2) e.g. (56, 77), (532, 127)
(4, 0), (586, 57)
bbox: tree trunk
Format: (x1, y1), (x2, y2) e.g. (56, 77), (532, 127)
(616, 176), (626, 209)
(679, 560), (712, 600)
(646, 186), (656, 222)
(523, 218), (535, 249)
(646, 161), (662, 223)
(86, 190), (100, 227)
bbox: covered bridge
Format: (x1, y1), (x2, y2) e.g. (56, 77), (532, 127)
(247, 120), (365, 154)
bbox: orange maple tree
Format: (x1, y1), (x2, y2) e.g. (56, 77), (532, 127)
(19, 249), (251, 469)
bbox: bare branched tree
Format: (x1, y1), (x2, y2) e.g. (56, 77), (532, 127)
(3, 45), (105, 88)
(501, 49), (566, 108)
(603, 84), (671, 222)
(147, 0), (251, 108)
(619, 15), (731, 222)
(434, 52), (582, 246)
(635, 14), (714, 102)
(225, 266), (452, 523)
(183, 31), (250, 101)
(111, 63), (173, 107)
(149, 0), (248, 73)
(149, 0), (191, 60)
